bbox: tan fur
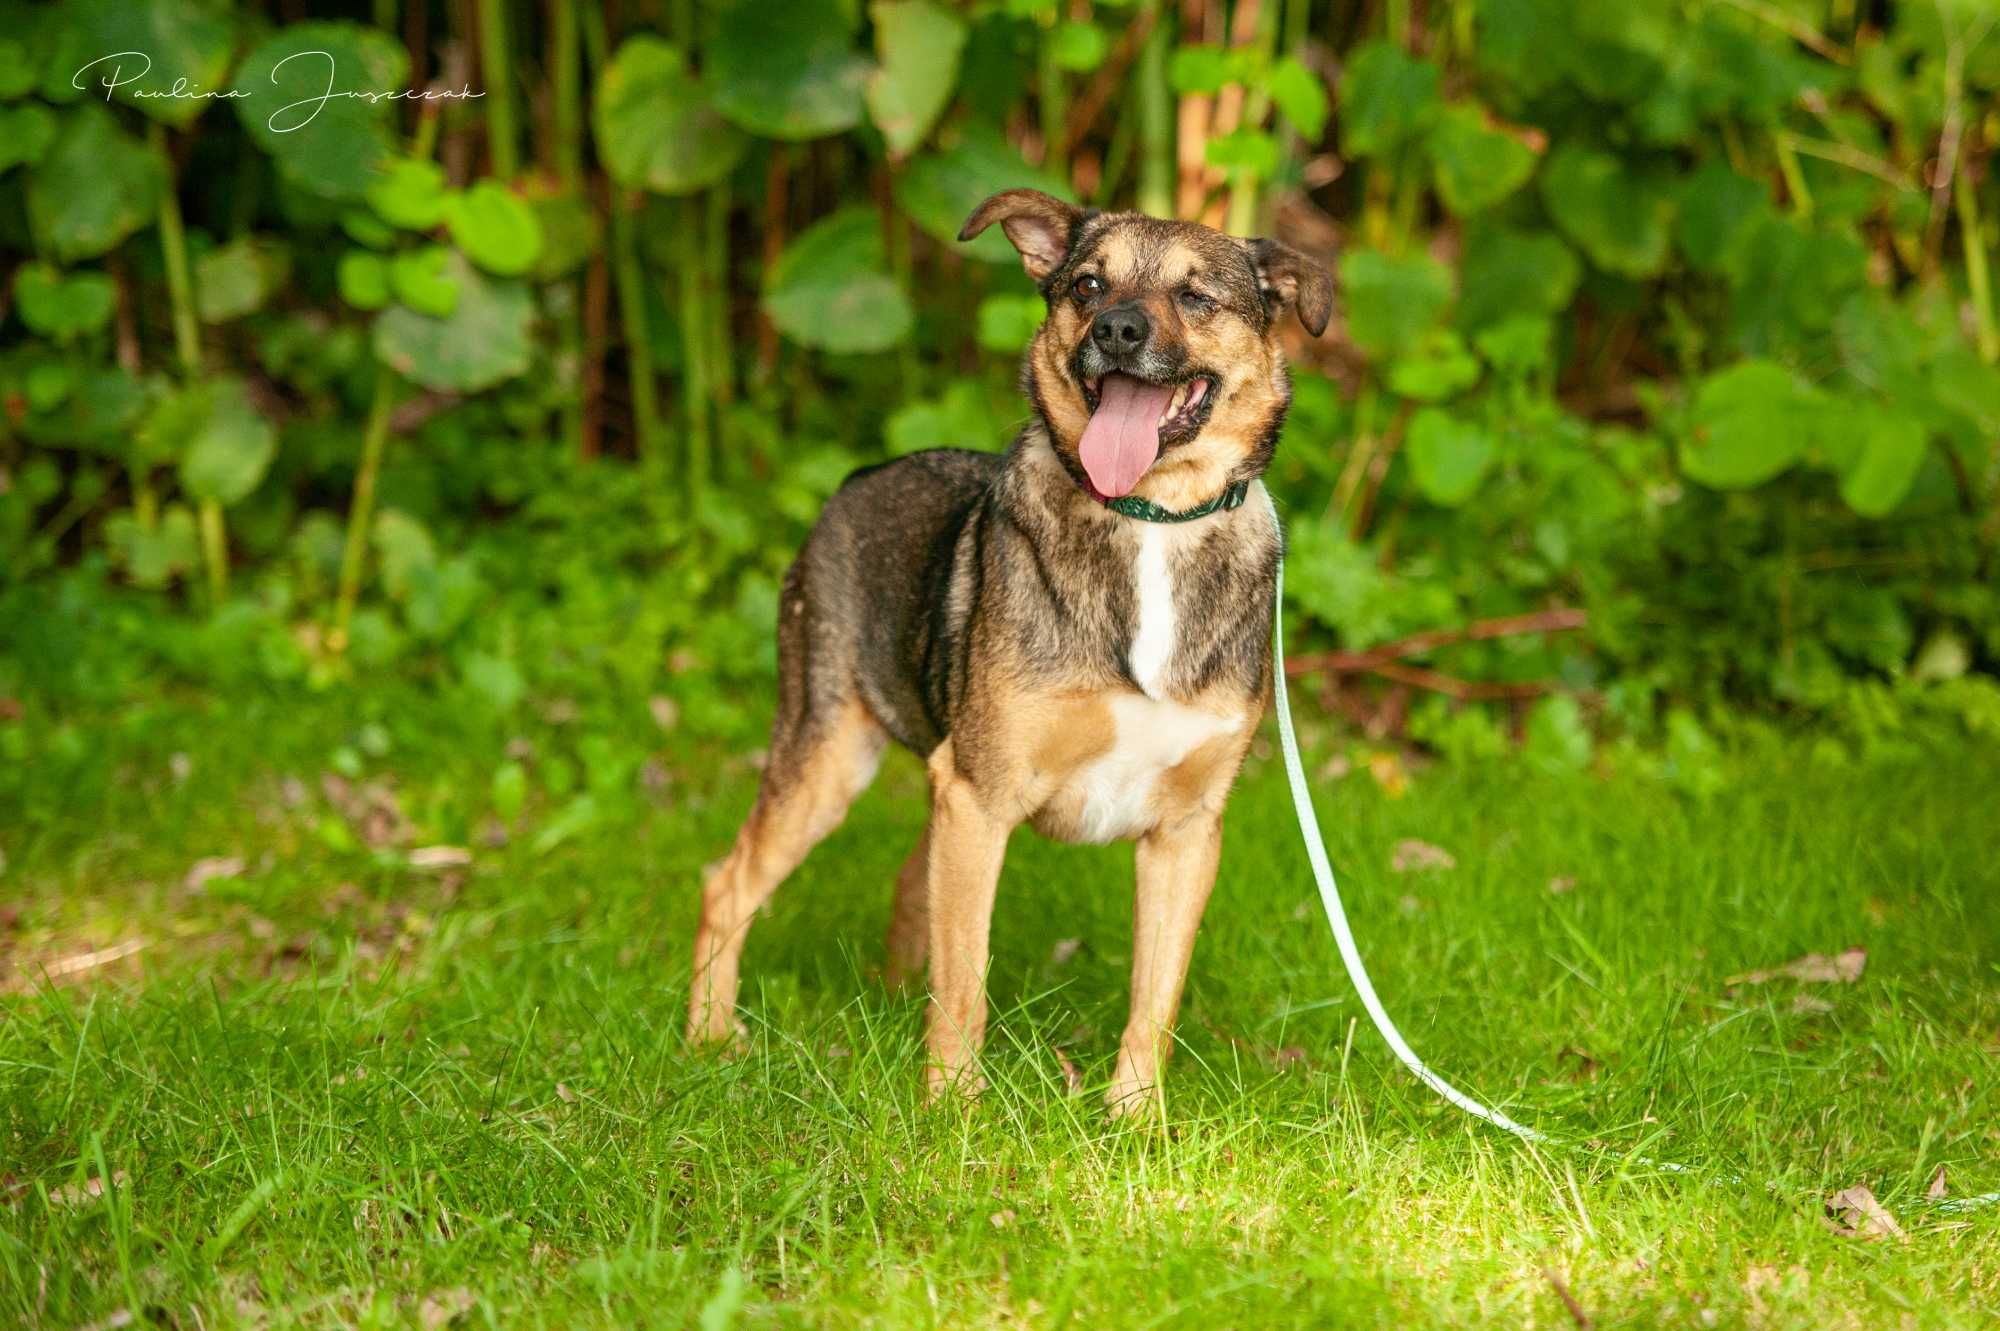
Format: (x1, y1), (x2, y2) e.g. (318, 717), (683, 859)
(687, 696), (885, 1045)
(691, 198), (1324, 1116)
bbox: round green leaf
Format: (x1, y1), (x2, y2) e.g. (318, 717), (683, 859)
(1540, 146), (1676, 278)
(710, 0), (870, 141)
(896, 126), (1072, 263)
(390, 246), (461, 318)
(374, 251), (535, 393)
(338, 251), (391, 310)
(1265, 55), (1329, 140)
(107, 502), (199, 588)
(1168, 46), (1231, 95)
(21, 367), (154, 453)
(865, 1), (968, 156)
(1675, 161), (1770, 274)
(25, 104), (165, 262)
(1337, 249), (1453, 361)
(1457, 226), (1580, 332)
(158, 378), (278, 506)
(445, 180), (544, 277)
(0, 102), (56, 175)
(15, 262), (115, 341)
(1838, 409), (1927, 518)
(233, 23), (407, 202)
(1387, 329), (1481, 401)
(367, 157), (450, 230)
(1404, 407), (1495, 506)
(761, 208), (913, 353)
(1426, 104), (1537, 216)
(1679, 359), (1815, 489)
(64, 0), (238, 127)
(593, 36), (748, 194)
(196, 238), (290, 323)
(1049, 21), (1110, 73)
(976, 293), (1045, 353)
(1339, 41), (1441, 158)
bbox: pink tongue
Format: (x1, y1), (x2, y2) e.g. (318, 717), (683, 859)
(1078, 374), (1172, 498)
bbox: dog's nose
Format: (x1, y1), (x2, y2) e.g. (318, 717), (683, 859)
(1091, 304), (1150, 353)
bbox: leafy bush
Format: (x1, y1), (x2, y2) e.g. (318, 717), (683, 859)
(2, 0), (1996, 759)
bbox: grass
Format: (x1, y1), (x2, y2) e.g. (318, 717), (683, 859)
(2, 688), (1997, 1329)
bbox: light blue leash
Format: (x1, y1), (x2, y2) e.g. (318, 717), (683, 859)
(1268, 535), (1998, 1216)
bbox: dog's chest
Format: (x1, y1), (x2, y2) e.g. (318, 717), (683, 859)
(1034, 527), (1241, 844)
(1042, 694), (1241, 844)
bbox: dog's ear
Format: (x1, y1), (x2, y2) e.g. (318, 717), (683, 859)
(959, 189), (1085, 282)
(1247, 238), (1334, 337)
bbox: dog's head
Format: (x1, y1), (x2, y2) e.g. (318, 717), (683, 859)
(960, 189), (1331, 505)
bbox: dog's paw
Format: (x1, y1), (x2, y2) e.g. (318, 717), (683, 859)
(1103, 1078), (1161, 1120)
(685, 1006), (749, 1056)
(925, 1060), (988, 1105)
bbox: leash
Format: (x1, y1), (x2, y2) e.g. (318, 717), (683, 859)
(1268, 539), (1998, 1216)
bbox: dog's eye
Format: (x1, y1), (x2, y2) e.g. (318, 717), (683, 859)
(1072, 273), (1104, 300)
(1178, 287), (1216, 313)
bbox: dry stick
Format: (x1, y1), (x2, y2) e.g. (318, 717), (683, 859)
(1368, 661), (1553, 702)
(329, 371), (397, 653)
(1174, 0), (1220, 220)
(757, 146), (789, 381)
(1282, 607), (1589, 677)
(105, 255), (155, 532)
(1061, 7), (1156, 162)
(1198, 0), (1263, 230)
(1542, 1268), (1594, 1331)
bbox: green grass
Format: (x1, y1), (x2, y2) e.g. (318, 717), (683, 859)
(2, 691), (1997, 1329)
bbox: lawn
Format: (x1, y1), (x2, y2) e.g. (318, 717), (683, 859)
(2, 692), (1997, 1329)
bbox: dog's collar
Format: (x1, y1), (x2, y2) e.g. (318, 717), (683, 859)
(1093, 479), (1250, 523)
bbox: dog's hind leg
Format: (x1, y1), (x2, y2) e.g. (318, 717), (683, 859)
(882, 816), (931, 990)
(687, 693), (887, 1046)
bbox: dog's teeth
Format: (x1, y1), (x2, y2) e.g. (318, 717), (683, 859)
(1168, 385), (1187, 416)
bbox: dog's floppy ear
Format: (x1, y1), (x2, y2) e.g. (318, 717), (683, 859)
(1248, 238), (1334, 337)
(959, 189), (1085, 282)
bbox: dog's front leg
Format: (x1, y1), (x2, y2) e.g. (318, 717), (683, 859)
(1108, 810), (1224, 1115)
(922, 741), (1012, 1100)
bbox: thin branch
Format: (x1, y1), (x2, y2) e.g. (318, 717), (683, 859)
(1368, 662), (1554, 702)
(1283, 607), (1589, 677)
(1062, 7), (1156, 159)
(1773, 131), (1914, 193)
(1716, 0), (1847, 63)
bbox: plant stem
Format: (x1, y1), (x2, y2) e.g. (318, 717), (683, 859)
(1136, 1), (1175, 218)
(551, 0), (586, 458)
(1038, 21), (1069, 182)
(706, 177), (735, 480)
(476, 0), (517, 178)
(1224, 0), (1281, 236)
(679, 195), (711, 495)
(330, 369), (397, 654)
(612, 189), (661, 459)
(551, 0), (582, 190)
(1956, 167), (1999, 364)
(151, 121), (231, 603)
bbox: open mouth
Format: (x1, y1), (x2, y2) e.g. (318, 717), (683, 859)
(1075, 371), (1217, 498)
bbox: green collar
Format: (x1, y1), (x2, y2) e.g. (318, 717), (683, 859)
(1101, 479), (1250, 523)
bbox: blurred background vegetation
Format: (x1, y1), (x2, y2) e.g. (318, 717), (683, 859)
(4, 0), (2000, 777)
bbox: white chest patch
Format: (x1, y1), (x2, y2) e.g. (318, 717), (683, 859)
(1127, 524), (1176, 698)
(1064, 695), (1240, 844)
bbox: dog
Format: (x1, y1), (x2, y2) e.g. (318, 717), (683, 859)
(687, 189), (1332, 1112)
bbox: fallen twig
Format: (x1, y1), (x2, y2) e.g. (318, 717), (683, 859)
(43, 939), (147, 979)
(1283, 608), (1588, 677)
(1542, 1267), (1593, 1330)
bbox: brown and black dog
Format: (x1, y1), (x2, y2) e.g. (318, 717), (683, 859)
(687, 189), (1331, 1112)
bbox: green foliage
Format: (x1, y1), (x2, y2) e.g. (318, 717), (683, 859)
(594, 37), (747, 194)
(710, 0), (870, 140)
(374, 252), (533, 392)
(866, 1), (968, 156)
(762, 208), (914, 353)
(26, 104), (164, 261)
(2, 0), (1996, 765)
